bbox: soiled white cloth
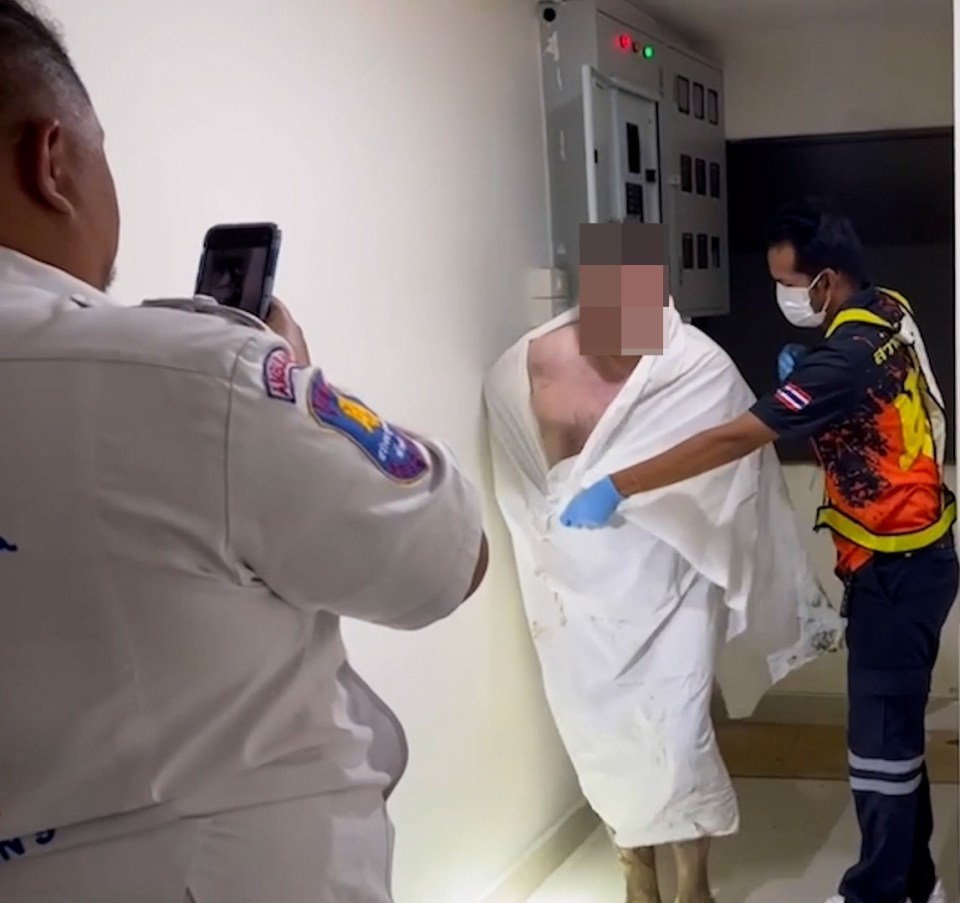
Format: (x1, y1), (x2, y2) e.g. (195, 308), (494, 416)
(484, 306), (842, 848)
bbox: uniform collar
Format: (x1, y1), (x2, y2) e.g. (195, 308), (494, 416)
(836, 283), (876, 313)
(0, 246), (121, 309)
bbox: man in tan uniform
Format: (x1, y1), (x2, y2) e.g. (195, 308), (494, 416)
(0, 2), (487, 900)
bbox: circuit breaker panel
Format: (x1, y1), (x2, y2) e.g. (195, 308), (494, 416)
(539, 0), (729, 317)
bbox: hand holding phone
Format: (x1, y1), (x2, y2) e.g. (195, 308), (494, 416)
(265, 298), (311, 365)
(195, 222), (281, 321)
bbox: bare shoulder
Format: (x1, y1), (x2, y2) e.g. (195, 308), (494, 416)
(528, 323), (577, 377)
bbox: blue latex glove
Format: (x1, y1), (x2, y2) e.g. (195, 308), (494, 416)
(560, 477), (625, 529)
(777, 342), (810, 382)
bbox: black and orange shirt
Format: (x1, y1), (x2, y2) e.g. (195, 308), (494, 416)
(750, 288), (945, 578)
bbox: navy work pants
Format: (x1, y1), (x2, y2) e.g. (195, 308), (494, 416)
(838, 538), (958, 903)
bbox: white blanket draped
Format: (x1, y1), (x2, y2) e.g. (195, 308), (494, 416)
(484, 306), (842, 847)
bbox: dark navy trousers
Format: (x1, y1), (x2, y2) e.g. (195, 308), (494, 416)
(838, 538), (958, 903)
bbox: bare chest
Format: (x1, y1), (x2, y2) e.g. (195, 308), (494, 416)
(528, 337), (628, 468)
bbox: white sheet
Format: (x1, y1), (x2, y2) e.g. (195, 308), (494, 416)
(484, 306), (842, 847)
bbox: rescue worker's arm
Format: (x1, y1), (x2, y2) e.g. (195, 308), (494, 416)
(226, 336), (488, 629)
(612, 337), (873, 496)
(562, 329), (878, 528)
(610, 412), (777, 496)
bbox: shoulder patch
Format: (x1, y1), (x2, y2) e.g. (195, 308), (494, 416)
(262, 347), (304, 403)
(308, 372), (429, 483)
(774, 382), (812, 412)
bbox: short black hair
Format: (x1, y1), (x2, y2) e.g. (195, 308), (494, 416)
(0, 0), (89, 128)
(767, 198), (868, 287)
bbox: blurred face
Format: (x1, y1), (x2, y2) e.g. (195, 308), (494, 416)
(577, 221), (669, 360)
(12, 101), (120, 291)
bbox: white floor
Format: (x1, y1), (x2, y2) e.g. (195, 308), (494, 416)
(527, 778), (959, 902)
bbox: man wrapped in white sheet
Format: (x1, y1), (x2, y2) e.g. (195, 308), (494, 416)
(483, 301), (842, 903)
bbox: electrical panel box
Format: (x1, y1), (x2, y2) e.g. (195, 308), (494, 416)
(538, 0), (729, 317)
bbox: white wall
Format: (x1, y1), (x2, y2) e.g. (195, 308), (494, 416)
(36, 0), (958, 896)
(44, 0), (579, 900)
(721, 7), (958, 700)
(723, 11), (954, 140)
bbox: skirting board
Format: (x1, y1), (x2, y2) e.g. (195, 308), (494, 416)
(476, 802), (599, 903)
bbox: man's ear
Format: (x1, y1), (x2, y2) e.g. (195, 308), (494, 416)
(822, 268), (841, 291)
(16, 119), (75, 215)
(812, 268), (837, 309)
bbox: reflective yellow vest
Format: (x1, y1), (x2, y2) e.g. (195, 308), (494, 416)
(814, 288), (956, 553)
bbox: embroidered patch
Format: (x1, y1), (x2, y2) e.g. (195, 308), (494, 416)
(775, 382), (812, 412)
(308, 373), (429, 483)
(262, 347), (303, 403)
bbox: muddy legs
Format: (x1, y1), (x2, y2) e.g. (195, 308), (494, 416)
(616, 845), (661, 903)
(671, 838), (714, 903)
(610, 833), (714, 903)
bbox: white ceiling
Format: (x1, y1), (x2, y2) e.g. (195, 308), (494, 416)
(631, 0), (952, 55)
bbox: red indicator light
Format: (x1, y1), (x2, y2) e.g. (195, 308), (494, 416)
(617, 33), (632, 50)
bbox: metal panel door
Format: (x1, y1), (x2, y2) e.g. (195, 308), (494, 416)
(610, 88), (660, 225)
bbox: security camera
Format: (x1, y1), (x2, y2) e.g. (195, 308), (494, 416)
(539, 2), (559, 23)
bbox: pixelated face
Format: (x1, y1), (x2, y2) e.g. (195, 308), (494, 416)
(578, 222), (668, 356)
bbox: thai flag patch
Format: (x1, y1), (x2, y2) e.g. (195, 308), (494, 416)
(775, 382), (812, 412)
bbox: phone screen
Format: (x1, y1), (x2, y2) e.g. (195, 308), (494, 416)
(196, 224), (280, 319)
(200, 247), (269, 311)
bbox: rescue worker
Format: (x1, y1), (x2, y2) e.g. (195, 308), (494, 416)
(0, 2), (488, 901)
(561, 200), (955, 903)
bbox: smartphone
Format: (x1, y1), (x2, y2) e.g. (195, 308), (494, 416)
(195, 222), (282, 320)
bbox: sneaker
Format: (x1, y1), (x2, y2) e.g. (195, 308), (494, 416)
(920, 880), (947, 903)
(825, 880), (946, 903)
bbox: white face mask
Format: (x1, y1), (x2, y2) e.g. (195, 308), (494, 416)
(775, 271), (827, 328)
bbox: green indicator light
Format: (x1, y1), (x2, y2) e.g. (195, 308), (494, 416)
(643, 44), (655, 59)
